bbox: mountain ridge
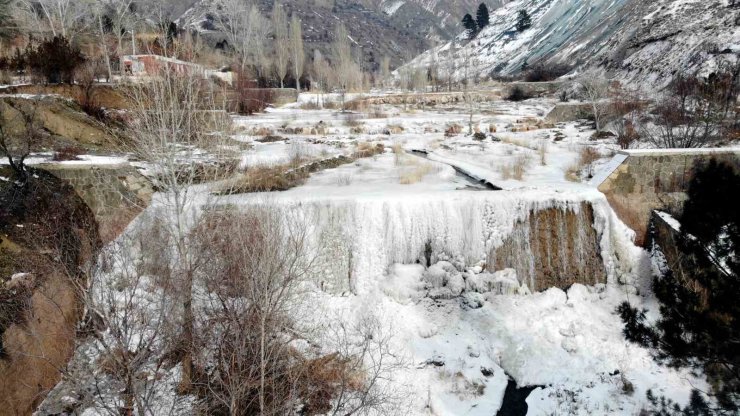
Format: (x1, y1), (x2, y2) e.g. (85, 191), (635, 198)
(402, 0), (740, 89)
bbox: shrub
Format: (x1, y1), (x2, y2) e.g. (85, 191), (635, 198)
(538, 140), (548, 165)
(473, 132), (487, 141)
(235, 72), (273, 115)
(524, 64), (571, 82)
(498, 154), (530, 180)
(354, 141), (383, 158)
(506, 86), (531, 102)
(640, 69), (739, 148)
(445, 123), (463, 137)
(256, 135), (285, 143)
(52, 145), (84, 161)
(579, 146), (601, 167)
(399, 162), (436, 184)
(27, 36), (85, 84)
(335, 172), (353, 186)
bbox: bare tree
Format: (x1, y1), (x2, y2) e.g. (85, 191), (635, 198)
(121, 69), (235, 392)
(312, 49), (332, 108)
(214, 0), (267, 73)
(74, 215), (182, 416)
(332, 23), (360, 111)
(272, 1), (289, 88)
(192, 205), (318, 415)
(640, 69), (739, 148)
(577, 74), (611, 133)
(610, 82), (644, 149)
(290, 14), (305, 91)
(379, 55), (391, 90)
(18, 0), (89, 40)
(0, 98), (43, 185)
(428, 49), (440, 92)
(461, 46), (479, 135)
(91, 2), (113, 80)
(445, 41), (459, 92)
(325, 311), (407, 415)
(101, 0), (135, 58)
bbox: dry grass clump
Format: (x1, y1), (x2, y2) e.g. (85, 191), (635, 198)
(579, 146), (602, 178)
(368, 105), (389, 119)
(256, 135), (285, 143)
(254, 127), (274, 136)
(392, 142), (405, 166)
(345, 99), (368, 112)
(223, 163), (308, 194)
(500, 136), (535, 150)
(564, 146), (603, 182)
(445, 123), (463, 137)
(354, 141), (384, 158)
(538, 140), (548, 166)
(396, 152), (441, 184)
(384, 124), (404, 135)
(343, 113), (364, 127)
(579, 146), (601, 166)
(565, 164), (581, 182)
(399, 163), (436, 184)
(498, 154), (531, 180)
(299, 101), (321, 110)
(335, 172), (353, 186)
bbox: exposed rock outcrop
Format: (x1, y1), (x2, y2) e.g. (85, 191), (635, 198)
(0, 95), (119, 151)
(489, 203), (607, 291)
(43, 163), (153, 243)
(0, 168), (101, 416)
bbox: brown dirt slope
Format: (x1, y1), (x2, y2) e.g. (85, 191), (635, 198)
(0, 167), (101, 416)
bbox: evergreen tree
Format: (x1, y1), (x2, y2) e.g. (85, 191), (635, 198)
(28, 37), (85, 84)
(516, 10), (532, 32)
(618, 158), (740, 413)
(462, 13), (477, 39)
(476, 3), (490, 30)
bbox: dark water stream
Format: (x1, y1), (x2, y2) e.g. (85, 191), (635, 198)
(409, 149), (502, 190)
(496, 376), (543, 416)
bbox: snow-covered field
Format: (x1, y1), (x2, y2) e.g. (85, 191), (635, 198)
(45, 92), (707, 415)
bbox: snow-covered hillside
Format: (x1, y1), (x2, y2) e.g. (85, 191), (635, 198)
(404, 0), (740, 88)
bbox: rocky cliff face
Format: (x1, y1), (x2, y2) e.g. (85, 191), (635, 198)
(489, 203), (606, 292)
(0, 169), (101, 416)
(0, 95), (120, 151)
(404, 0), (740, 89)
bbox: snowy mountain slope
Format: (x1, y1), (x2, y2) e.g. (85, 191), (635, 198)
(375, 0), (503, 37)
(177, 0), (504, 68)
(404, 0), (740, 88)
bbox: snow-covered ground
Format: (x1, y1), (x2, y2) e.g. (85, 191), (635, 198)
(215, 94), (709, 412)
(43, 92), (708, 415)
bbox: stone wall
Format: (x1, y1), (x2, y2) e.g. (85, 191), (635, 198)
(347, 91), (502, 108)
(506, 81), (564, 98)
(545, 102), (592, 123)
(42, 163), (153, 243)
(597, 149), (740, 245)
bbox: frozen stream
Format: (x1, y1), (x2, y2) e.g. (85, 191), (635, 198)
(409, 149), (501, 190)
